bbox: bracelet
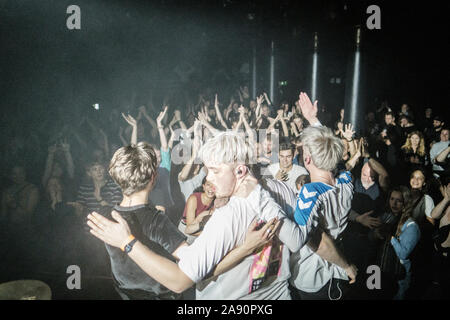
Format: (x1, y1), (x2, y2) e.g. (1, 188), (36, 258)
(157, 126), (164, 129)
(120, 235), (136, 252)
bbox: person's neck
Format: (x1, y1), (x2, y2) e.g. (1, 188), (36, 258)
(201, 193), (214, 205)
(233, 173), (258, 198)
(309, 168), (335, 185)
(281, 164), (293, 173)
(120, 189), (150, 207)
(93, 178), (106, 186)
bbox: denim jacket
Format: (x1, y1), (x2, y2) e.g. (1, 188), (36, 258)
(390, 218), (421, 273)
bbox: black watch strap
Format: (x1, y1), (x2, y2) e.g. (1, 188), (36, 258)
(124, 238), (138, 254)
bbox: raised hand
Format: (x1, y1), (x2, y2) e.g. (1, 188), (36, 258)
(157, 106), (169, 127)
(60, 139), (70, 152)
(298, 92), (319, 125)
(256, 94), (264, 106)
(214, 94), (219, 109)
(122, 113), (137, 127)
(174, 109), (181, 121)
(342, 123), (355, 141)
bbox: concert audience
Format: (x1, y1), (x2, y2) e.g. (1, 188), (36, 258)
(0, 77), (449, 300)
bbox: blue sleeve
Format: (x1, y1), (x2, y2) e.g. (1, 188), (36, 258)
(160, 147), (171, 172)
(294, 183), (322, 227)
(390, 223), (421, 260)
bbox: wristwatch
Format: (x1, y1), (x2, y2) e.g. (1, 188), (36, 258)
(124, 238), (138, 254)
(121, 235), (138, 253)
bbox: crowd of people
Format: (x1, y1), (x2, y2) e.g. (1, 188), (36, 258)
(0, 81), (449, 300)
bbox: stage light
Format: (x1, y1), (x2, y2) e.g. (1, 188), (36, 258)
(311, 32), (318, 102)
(92, 103), (100, 110)
(349, 26), (361, 127)
(252, 44), (257, 99)
(269, 41), (275, 104)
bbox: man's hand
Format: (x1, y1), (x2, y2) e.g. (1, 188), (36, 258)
(344, 264), (358, 284)
(275, 169), (288, 181)
(87, 211), (131, 249)
(298, 92), (319, 125)
(355, 210), (381, 229)
(241, 218), (281, 254)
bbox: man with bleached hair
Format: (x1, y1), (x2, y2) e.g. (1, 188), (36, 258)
(287, 92), (355, 300)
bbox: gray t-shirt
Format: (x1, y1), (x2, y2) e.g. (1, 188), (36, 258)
(289, 171), (354, 292)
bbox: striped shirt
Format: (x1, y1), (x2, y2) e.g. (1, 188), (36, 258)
(76, 179), (123, 216)
(290, 171), (354, 293)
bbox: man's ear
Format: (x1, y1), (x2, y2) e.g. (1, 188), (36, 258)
(235, 165), (247, 178)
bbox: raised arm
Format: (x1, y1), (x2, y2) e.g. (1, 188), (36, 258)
(435, 146), (450, 164)
(178, 121), (201, 182)
(121, 113), (138, 145)
(431, 184), (450, 219)
(345, 138), (363, 171)
(298, 92), (320, 126)
(157, 106), (169, 152)
(342, 124), (357, 157)
(239, 106), (256, 146)
(254, 94), (264, 119)
(277, 109), (290, 137)
(214, 94), (229, 130)
(61, 140), (75, 179)
(263, 92), (272, 107)
(368, 157), (390, 192)
(42, 144), (57, 187)
(198, 111), (220, 136)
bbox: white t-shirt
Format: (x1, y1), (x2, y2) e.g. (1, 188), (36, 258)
(290, 171), (354, 293)
(424, 194), (435, 219)
(267, 163), (309, 192)
(430, 141), (450, 172)
(176, 183), (309, 300)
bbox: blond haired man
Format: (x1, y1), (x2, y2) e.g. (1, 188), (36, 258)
(103, 142), (187, 300)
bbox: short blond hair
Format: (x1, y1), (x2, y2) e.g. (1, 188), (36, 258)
(109, 142), (158, 196)
(301, 126), (343, 171)
(199, 131), (256, 166)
